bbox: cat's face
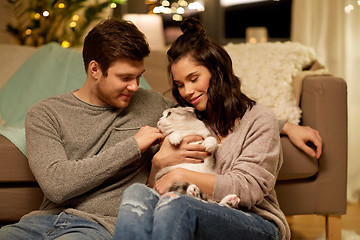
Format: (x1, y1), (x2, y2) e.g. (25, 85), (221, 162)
(157, 107), (196, 135)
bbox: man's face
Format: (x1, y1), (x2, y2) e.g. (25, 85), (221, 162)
(95, 58), (145, 109)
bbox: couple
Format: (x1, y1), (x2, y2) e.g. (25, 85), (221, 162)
(0, 18), (321, 240)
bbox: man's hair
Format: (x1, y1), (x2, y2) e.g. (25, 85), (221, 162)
(82, 18), (150, 76)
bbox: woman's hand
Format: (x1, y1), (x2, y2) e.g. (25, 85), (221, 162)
(152, 135), (209, 169)
(154, 168), (185, 195)
(147, 135), (209, 188)
(281, 122), (322, 159)
(154, 168), (215, 196)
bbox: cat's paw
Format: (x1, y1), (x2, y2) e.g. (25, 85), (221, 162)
(186, 184), (201, 198)
(168, 132), (183, 146)
(219, 194), (240, 208)
(202, 136), (218, 153)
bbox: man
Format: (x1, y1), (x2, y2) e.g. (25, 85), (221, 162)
(0, 18), (208, 239)
(0, 18), (322, 240)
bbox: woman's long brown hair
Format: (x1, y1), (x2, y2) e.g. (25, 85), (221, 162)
(167, 18), (255, 137)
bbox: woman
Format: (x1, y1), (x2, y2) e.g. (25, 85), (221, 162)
(114, 18), (292, 240)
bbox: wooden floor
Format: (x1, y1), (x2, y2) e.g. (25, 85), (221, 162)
(287, 202), (360, 239)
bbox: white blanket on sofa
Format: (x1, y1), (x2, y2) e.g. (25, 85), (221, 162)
(224, 41), (323, 124)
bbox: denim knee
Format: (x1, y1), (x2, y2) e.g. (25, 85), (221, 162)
(121, 183), (160, 206)
(114, 184), (160, 240)
(153, 194), (199, 240)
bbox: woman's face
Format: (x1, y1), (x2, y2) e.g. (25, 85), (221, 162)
(171, 56), (211, 111)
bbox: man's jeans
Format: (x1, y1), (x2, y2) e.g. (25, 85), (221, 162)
(114, 183), (281, 240)
(0, 212), (111, 240)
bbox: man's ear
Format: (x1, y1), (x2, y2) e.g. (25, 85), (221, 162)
(88, 60), (101, 80)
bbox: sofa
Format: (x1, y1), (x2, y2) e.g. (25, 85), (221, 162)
(0, 42), (347, 239)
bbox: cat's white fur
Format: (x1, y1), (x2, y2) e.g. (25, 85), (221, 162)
(156, 107), (217, 179)
(156, 107), (240, 208)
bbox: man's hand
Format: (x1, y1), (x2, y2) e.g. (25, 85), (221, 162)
(281, 122), (322, 159)
(133, 126), (163, 153)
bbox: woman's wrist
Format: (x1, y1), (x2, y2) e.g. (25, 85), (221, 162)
(281, 121), (291, 135)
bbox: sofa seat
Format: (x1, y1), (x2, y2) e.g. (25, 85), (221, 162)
(0, 135), (43, 222)
(0, 134), (320, 222)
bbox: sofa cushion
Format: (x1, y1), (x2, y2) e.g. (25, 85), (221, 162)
(0, 187), (43, 222)
(278, 136), (319, 180)
(224, 42), (319, 125)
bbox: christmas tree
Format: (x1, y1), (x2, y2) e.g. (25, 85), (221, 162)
(7, 0), (127, 47)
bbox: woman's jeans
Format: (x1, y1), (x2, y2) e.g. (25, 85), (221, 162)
(114, 183), (281, 240)
(0, 212), (112, 240)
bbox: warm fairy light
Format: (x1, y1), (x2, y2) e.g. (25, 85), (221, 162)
(58, 3), (65, 9)
(25, 29), (32, 35)
(69, 22), (77, 28)
(188, 2), (204, 11)
(162, 0), (170, 6)
(153, 6), (161, 13)
(43, 11), (50, 17)
(172, 14), (183, 21)
(72, 15), (79, 21)
(345, 4), (354, 14)
(61, 41), (70, 48)
(110, 3), (117, 8)
(178, 0), (188, 7)
(34, 13), (41, 20)
(153, 0), (204, 19)
(176, 7), (185, 14)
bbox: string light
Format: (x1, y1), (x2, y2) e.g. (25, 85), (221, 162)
(172, 14), (183, 21)
(162, 0), (170, 6)
(152, 0), (204, 16)
(34, 13), (41, 20)
(8, 0), (123, 48)
(43, 11), (50, 17)
(61, 40), (70, 48)
(188, 2), (204, 11)
(345, 4), (354, 14)
(176, 7), (185, 14)
(178, 0), (188, 7)
(344, 1), (360, 14)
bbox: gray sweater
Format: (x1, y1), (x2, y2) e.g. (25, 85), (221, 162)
(213, 104), (290, 240)
(24, 88), (174, 235)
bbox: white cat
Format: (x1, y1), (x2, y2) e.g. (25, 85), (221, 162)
(156, 106), (240, 208)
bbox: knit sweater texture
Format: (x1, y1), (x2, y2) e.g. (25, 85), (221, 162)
(24, 88), (174, 235)
(213, 104), (291, 240)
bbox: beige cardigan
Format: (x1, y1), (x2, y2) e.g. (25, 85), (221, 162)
(214, 104), (290, 240)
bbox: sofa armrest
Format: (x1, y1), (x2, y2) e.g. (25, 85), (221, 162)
(300, 75), (348, 214)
